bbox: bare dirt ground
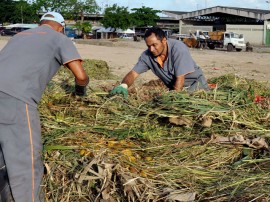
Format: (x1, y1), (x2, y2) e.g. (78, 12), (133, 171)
(1, 37), (269, 86)
(75, 39), (270, 86)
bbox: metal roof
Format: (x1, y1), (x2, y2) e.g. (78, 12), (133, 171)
(163, 6), (270, 20)
(225, 6), (270, 14)
(162, 11), (188, 15)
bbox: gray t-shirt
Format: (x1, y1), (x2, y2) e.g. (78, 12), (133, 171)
(133, 38), (208, 91)
(0, 25), (81, 106)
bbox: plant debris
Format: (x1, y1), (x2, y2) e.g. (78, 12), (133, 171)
(40, 60), (270, 201)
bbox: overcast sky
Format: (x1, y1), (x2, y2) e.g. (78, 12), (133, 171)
(95, 0), (270, 13)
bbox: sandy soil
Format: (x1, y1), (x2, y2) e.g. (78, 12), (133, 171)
(76, 39), (270, 85)
(0, 38), (269, 86)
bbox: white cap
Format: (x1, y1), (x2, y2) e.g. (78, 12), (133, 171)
(40, 11), (65, 27)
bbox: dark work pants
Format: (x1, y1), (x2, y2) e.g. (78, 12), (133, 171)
(0, 145), (13, 202)
(184, 67), (209, 92)
(0, 92), (44, 202)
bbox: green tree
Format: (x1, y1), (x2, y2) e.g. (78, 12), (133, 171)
(35, 0), (99, 22)
(35, 0), (65, 13)
(0, 0), (16, 25)
(101, 4), (131, 30)
(64, 0), (99, 22)
(12, 0), (40, 23)
(130, 6), (160, 27)
(73, 21), (92, 38)
(0, 0), (40, 25)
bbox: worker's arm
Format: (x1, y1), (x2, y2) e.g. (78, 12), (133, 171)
(65, 60), (89, 96)
(121, 70), (140, 87)
(173, 74), (185, 91)
(109, 70), (140, 98)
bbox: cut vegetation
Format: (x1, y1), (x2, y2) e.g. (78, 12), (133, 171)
(40, 59), (270, 201)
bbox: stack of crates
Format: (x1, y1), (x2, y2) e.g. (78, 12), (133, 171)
(0, 146), (13, 201)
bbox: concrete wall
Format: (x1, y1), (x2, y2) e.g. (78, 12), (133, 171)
(226, 24), (264, 45)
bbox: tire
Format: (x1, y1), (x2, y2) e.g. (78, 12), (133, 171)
(227, 44), (234, 52)
(236, 48), (242, 52)
(208, 44), (215, 49)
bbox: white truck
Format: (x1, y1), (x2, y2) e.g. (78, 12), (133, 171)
(202, 31), (246, 52)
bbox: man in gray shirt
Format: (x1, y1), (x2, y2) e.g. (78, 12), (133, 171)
(0, 12), (89, 201)
(110, 27), (209, 98)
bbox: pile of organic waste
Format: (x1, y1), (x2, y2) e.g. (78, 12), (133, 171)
(40, 59), (270, 201)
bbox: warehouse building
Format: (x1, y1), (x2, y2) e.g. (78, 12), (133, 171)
(163, 6), (270, 45)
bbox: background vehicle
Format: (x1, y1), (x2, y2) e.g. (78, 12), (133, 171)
(1, 24), (38, 36)
(119, 33), (133, 39)
(207, 32), (246, 51)
(65, 27), (78, 39)
(181, 30), (246, 52)
(0, 27), (30, 36)
(205, 31), (246, 52)
(169, 33), (190, 41)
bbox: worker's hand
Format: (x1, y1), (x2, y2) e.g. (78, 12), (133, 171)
(109, 83), (128, 99)
(74, 84), (87, 96)
(74, 82), (88, 96)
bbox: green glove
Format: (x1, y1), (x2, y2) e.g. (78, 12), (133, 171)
(109, 83), (128, 99)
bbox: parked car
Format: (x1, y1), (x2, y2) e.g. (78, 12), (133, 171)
(119, 34), (133, 40)
(0, 28), (16, 36)
(0, 27), (30, 36)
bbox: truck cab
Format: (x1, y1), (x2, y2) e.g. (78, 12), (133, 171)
(223, 32), (246, 52)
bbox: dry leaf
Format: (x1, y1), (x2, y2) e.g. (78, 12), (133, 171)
(169, 116), (193, 127)
(202, 116), (212, 127)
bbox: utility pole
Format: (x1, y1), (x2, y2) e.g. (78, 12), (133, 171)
(21, 5), (23, 24)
